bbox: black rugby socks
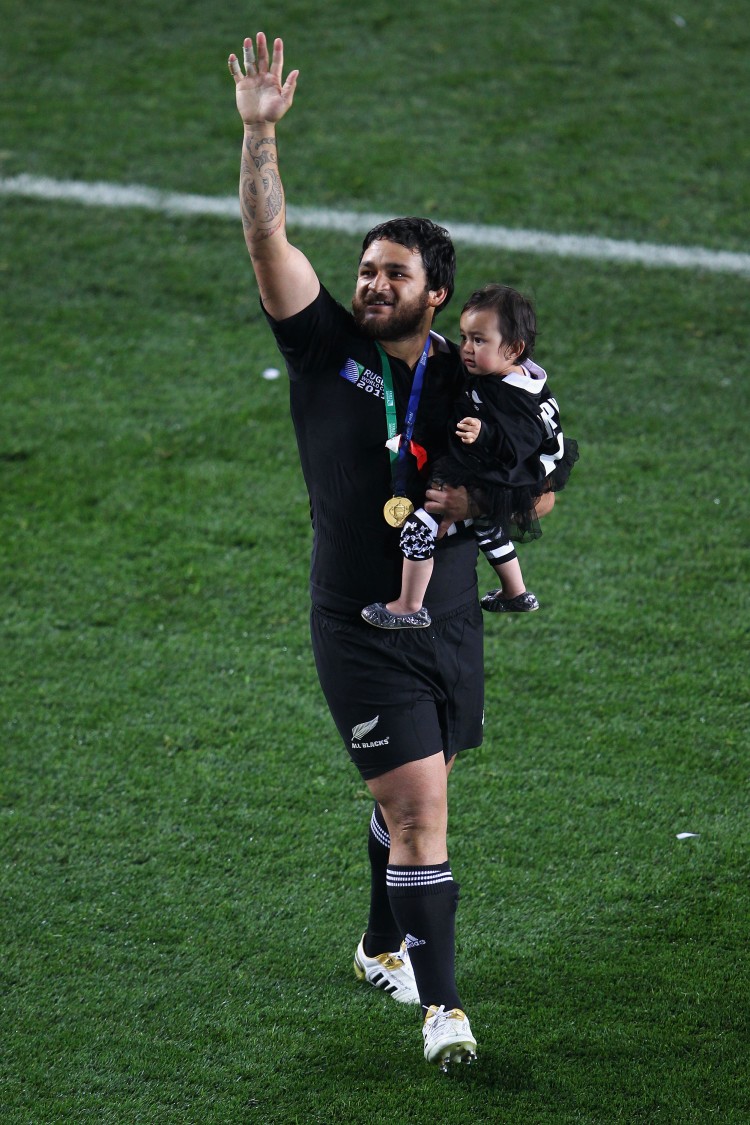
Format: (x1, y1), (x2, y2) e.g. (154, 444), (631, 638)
(363, 804), (402, 957)
(386, 862), (463, 1012)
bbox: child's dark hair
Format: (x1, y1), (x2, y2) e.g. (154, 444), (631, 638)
(461, 283), (537, 360)
(361, 217), (456, 315)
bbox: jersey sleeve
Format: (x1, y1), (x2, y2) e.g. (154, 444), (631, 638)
(262, 285), (355, 382)
(470, 415), (513, 461)
(460, 384), (548, 483)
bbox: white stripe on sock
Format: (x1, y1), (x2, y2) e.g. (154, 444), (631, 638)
(386, 866), (453, 888)
(370, 809), (391, 849)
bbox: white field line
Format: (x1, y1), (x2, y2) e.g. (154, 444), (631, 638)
(2, 173), (749, 277)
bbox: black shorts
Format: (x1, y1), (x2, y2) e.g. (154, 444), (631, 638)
(310, 602), (484, 780)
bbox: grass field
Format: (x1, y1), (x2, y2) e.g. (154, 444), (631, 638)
(2, 2), (749, 1122)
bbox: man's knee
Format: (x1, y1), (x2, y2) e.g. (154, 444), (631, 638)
(388, 809), (439, 846)
(366, 754), (449, 863)
(377, 797), (447, 863)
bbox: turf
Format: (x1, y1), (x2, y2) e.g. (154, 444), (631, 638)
(1, 1), (749, 1122)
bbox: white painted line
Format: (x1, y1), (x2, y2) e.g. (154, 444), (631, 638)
(2, 173), (749, 277)
(0, 174), (239, 219)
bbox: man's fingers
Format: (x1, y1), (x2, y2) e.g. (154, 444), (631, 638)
(270, 37), (284, 80)
(424, 483), (472, 524)
(242, 38), (257, 74)
(228, 38), (257, 82)
(255, 30), (270, 71)
(230, 33), (291, 90)
(282, 69), (300, 100)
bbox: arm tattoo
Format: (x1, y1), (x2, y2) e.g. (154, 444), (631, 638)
(256, 217), (285, 242)
(240, 157), (258, 231)
(252, 149), (277, 169)
(244, 135), (278, 167)
(240, 136), (283, 238)
(263, 170), (283, 219)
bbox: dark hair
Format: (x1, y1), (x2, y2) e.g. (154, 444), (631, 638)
(360, 217), (456, 315)
(461, 283), (537, 360)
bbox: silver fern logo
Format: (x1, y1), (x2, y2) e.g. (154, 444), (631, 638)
(352, 716), (379, 741)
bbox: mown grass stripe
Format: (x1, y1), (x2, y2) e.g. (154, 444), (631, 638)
(2, 173), (749, 277)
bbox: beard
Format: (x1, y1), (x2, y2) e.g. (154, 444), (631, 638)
(351, 288), (432, 341)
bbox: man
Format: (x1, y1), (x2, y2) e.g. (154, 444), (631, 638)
(227, 32), (549, 1069)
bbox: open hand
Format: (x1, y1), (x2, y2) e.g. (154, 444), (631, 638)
(228, 32), (299, 126)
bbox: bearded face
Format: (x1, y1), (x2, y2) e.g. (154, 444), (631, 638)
(352, 239), (437, 342)
(351, 285), (432, 341)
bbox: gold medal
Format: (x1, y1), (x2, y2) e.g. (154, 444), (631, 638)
(383, 496), (414, 528)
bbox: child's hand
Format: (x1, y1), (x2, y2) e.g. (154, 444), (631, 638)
(456, 417), (481, 444)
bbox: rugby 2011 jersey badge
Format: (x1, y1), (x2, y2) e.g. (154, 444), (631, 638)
(339, 358), (384, 399)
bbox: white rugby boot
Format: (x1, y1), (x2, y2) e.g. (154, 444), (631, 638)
(422, 1004), (477, 1070)
(353, 934), (420, 1004)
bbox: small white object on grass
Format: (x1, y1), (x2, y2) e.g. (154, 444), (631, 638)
(676, 832), (700, 840)
(262, 367), (281, 381)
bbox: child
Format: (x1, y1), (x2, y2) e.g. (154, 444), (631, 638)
(361, 283), (578, 629)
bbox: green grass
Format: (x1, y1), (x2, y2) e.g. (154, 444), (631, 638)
(2, 0), (749, 1121)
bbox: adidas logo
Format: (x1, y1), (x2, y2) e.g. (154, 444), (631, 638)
(404, 933), (426, 950)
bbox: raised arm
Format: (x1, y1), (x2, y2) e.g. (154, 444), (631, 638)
(228, 33), (319, 320)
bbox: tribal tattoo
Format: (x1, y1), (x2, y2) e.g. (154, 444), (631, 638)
(239, 135), (283, 237)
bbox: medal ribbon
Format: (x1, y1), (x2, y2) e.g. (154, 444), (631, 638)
(376, 342), (399, 458)
(376, 335), (431, 494)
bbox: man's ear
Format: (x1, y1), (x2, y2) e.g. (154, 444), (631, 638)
(428, 287), (449, 310)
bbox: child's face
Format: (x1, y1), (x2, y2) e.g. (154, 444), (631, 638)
(459, 308), (520, 376)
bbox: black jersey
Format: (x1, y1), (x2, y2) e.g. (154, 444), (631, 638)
(450, 360), (565, 491)
(427, 356), (577, 537)
(264, 285), (479, 615)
